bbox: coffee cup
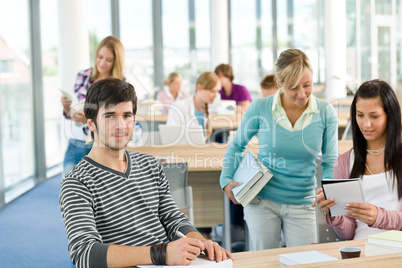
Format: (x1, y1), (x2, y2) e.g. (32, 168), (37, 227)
(339, 247), (361, 259)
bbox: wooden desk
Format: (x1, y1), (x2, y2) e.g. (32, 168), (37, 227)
(137, 112), (350, 130)
(232, 239), (402, 267)
(136, 113), (243, 130)
(128, 141), (352, 225)
(127, 143), (259, 228)
(127, 140), (353, 249)
(129, 140), (353, 171)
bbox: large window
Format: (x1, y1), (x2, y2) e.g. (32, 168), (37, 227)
(88, 0), (112, 62)
(120, 0), (154, 100)
(40, 0), (63, 170)
(261, 0), (274, 74)
(230, 0), (260, 96)
(0, 0), (35, 197)
(161, 0), (211, 95)
(162, 0), (191, 94)
(230, 0), (324, 97)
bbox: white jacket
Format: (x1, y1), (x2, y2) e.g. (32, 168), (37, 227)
(166, 96), (205, 128)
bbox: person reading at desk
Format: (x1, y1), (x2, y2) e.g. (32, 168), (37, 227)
(59, 78), (232, 268)
(166, 72), (221, 139)
(157, 72), (187, 114)
(316, 79), (402, 240)
(220, 49), (338, 250)
(214, 63), (252, 113)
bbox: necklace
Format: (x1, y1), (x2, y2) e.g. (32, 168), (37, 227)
(365, 164), (386, 175)
(367, 147), (385, 156)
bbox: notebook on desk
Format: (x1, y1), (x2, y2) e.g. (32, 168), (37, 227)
(159, 124), (206, 145)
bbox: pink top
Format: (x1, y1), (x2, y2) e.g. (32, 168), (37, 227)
(157, 89), (187, 114)
(326, 150), (402, 240)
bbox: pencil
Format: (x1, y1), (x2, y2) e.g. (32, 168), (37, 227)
(177, 230), (206, 255)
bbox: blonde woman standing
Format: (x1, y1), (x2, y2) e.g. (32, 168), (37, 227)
(166, 72), (221, 139)
(60, 36), (125, 176)
(220, 49), (339, 250)
(157, 72), (187, 114)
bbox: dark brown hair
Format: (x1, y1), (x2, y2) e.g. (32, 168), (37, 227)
(214, 64), (234, 81)
(84, 78), (137, 139)
(350, 79), (402, 199)
(260, 74), (278, 90)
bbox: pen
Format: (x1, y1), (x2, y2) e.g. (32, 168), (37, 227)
(176, 230), (206, 255)
(304, 194), (320, 199)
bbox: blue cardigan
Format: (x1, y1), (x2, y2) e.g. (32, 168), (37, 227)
(220, 96), (338, 205)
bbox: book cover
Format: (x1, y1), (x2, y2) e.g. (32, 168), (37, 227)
(321, 178), (365, 216)
(278, 250), (338, 266)
(365, 242), (402, 256)
(367, 230), (402, 248)
(231, 151), (273, 207)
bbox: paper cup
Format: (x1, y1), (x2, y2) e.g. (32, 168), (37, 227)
(339, 247), (361, 259)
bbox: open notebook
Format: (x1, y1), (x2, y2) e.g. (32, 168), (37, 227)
(159, 124), (206, 145)
(138, 257), (232, 267)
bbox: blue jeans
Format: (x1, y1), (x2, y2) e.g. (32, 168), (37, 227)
(244, 196), (317, 250)
(63, 139), (92, 177)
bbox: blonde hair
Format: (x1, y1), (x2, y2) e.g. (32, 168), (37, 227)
(91, 36), (125, 80)
(164, 72), (181, 85)
(195, 72), (220, 137)
(275, 49), (312, 90)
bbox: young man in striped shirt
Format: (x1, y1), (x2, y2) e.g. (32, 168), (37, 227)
(59, 78), (233, 268)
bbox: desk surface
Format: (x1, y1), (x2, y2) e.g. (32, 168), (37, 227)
(126, 140), (353, 227)
(127, 140), (353, 171)
(137, 111), (350, 129)
(136, 113), (244, 130)
(232, 239), (402, 267)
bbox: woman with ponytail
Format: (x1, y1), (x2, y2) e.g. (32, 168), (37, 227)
(166, 72), (221, 139)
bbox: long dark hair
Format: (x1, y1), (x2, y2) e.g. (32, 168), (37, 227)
(350, 79), (402, 199)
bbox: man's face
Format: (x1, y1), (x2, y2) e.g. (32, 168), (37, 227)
(89, 101), (135, 150)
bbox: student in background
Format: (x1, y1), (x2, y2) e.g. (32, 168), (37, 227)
(157, 72), (187, 114)
(316, 79), (402, 240)
(260, 74), (279, 97)
(60, 78), (233, 267)
(220, 49), (338, 250)
(214, 64), (252, 112)
(60, 35), (125, 177)
(166, 72), (221, 138)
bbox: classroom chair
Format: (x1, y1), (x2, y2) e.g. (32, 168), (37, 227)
(163, 162), (195, 224)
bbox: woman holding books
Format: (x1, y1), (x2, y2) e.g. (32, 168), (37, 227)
(316, 79), (402, 240)
(220, 48), (339, 250)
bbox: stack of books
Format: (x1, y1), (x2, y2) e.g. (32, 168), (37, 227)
(365, 230), (402, 256)
(231, 151), (273, 207)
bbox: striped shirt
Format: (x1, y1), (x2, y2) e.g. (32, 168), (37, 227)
(59, 151), (196, 268)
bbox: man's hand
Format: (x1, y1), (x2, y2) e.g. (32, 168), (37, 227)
(223, 181), (242, 204)
(345, 202), (378, 226)
(202, 239), (234, 262)
(165, 237), (205, 265)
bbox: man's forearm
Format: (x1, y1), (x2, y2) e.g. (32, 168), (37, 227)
(107, 244), (152, 267)
(185, 231), (207, 241)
